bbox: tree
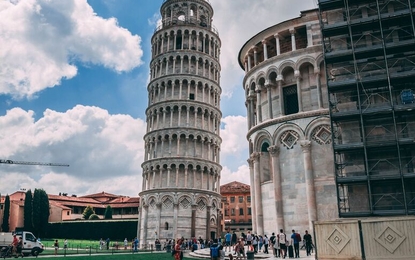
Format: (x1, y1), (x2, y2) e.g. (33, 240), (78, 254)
(83, 206), (95, 220)
(89, 214), (100, 220)
(32, 189), (50, 237)
(24, 189), (33, 232)
(104, 205), (112, 219)
(1, 195), (10, 232)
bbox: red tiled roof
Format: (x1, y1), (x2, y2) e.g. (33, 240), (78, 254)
(220, 181), (250, 193)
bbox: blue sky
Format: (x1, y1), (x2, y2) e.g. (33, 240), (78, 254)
(0, 0), (316, 196)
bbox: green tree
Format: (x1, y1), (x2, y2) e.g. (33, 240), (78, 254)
(1, 195), (10, 232)
(83, 206), (95, 220)
(104, 205), (113, 219)
(89, 214), (100, 220)
(32, 189), (50, 237)
(24, 189), (33, 232)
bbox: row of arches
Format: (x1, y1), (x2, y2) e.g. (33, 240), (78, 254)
(144, 132), (221, 163)
(148, 78), (221, 108)
(150, 54), (220, 83)
(245, 57), (326, 129)
(152, 29), (220, 60)
(146, 103), (221, 135)
(141, 163), (221, 192)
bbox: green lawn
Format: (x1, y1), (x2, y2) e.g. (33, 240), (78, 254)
(38, 252), (194, 259)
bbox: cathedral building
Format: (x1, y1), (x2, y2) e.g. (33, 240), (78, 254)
(138, 0), (223, 244)
(238, 9), (338, 234)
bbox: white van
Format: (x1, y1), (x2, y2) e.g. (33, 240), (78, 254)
(0, 231), (44, 256)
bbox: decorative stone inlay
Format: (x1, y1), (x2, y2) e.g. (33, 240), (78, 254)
(326, 225), (350, 254)
(312, 125), (332, 145)
(280, 130), (299, 149)
(180, 197), (191, 209)
(162, 197), (173, 209)
(149, 198), (156, 209)
(374, 225), (406, 253)
(197, 199), (206, 211)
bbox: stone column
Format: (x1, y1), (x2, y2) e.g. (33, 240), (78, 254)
(206, 205), (211, 239)
(256, 86), (262, 124)
(247, 54), (252, 71)
(275, 34), (280, 55)
(253, 48), (258, 66)
(137, 203), (142, 246)
(266, 83), (273, 120)
(262, 40), (268, 60)
(191, 205), (197, 237)
(300, 140), (317, 231)
(315, 70), (323, 109)
(173, 200), (178, 239)
(290, 29), (296, 51)
(268, 146), (285, 231)
(252, 152), (263, 235)
(156, 202), (161, 240)
(142, 204), (149, 246)
(247, 157), (256, 233)
(167, 167), (171, 187)
(295, 71), (303, 112)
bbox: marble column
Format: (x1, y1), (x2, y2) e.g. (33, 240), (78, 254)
(173, 200), (178, 239)
(256, 86), (262, 124)
(274, 34), (280, 55)
(142, 204), (149, 246)
(300, 140), (317, 231)
(266, 83), (273, 120)
(268, 145), (285, 231)
(206, 205), (211, 239)
(247, 158), (257, 233)
(191, 205), (197, 237)
(262, 40), (268, 60)
(295, 72), (303, 112)
(252, 152), (263, 235)
(156, 202), (161, 240)
(290, 29), (296, 51)
(315, 70), (323, 109)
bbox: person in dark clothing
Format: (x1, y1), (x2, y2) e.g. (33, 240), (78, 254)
(291, 230), (301, 258)
(303, 230), (313, 256)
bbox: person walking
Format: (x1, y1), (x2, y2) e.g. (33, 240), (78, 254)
(303, 230), (313, 256)
(54, 239), (59, 256)
(174, 239), (183, 260)
(225, 230), (232, 252)
(278, 229), (287, 259)
(263, 235), (269, 254)
(291, 230), (301, 258)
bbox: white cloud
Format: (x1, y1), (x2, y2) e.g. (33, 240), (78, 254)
(0, 0), (143, 98)
(0, 105), (146, 196)
(220, 165), (250, 186)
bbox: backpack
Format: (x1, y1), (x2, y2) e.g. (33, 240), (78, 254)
(270, 235), (276, 244)
(211, 246), (219, 257)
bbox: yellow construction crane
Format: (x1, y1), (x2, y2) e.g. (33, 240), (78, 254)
(0, 159), (69, 167)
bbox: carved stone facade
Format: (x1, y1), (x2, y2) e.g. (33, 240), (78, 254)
(138, 0), (222, 245)
(238, 9), (338, 234)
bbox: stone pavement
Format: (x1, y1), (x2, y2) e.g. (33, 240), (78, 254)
(188, 247), (316, 259)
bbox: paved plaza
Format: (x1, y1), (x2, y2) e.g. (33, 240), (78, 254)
(188, 247), (315, 259)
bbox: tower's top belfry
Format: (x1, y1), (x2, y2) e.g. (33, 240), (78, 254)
(157, 0), (217, 36)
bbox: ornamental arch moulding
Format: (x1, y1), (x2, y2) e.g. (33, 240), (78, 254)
(278, 60), (296, 76)
(253, 130), (272, 151)
(296, 56), (316, 71)
(274, 122), (305, 148)
(255, 72), (266, 85)
(305, 117), (332, 145)
(267, 69), (279, 85)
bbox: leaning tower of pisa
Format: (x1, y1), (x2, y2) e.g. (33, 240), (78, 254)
(138, 0), (222, 245)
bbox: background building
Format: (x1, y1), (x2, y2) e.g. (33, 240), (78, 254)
(138, 0), (223, 245)
(220, 181), (252, 233)
(0, 191), (139, 232)
(319, 0), (415, 216)
(238, 9), (338, 235)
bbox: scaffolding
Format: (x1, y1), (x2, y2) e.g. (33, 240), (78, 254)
(319, 0), (415, 217)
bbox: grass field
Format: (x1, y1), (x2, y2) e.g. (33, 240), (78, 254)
(38, 252), (194, 259)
